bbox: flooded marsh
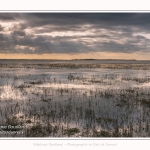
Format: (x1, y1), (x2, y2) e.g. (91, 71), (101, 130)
(0, 61), (150, 137)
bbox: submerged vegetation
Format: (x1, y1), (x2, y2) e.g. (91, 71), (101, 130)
(1, 63), (150, 70)
(0, 62), (150, 137)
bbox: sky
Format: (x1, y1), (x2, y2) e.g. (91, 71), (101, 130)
(0, 13), (150, 60)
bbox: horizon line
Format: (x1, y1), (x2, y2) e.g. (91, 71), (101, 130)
(0, 58), (150, 61)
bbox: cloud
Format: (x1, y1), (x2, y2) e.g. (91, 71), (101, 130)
(0, 25), (4, 31)
(20, 13), (150, 32)
(0, 13), (150, 55)
(0, 13), (18, 21)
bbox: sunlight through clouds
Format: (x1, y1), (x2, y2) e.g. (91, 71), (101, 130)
(0, 13), (150, 60)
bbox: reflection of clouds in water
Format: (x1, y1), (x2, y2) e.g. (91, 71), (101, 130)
(0, 85), (26, 101)
(35, 80), (150, 91)
(35, 83), (125, 95)
(36, 83), (94, 89)
(136, 82), (150, 87)
(0, 67), (149, 137)
(1, 68), (150, 93)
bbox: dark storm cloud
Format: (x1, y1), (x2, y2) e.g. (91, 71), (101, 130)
(12, 30), (27, 37)
(20, 13), (150, 31)
(0, 13), (18, 20)
(99, 41), (146, 53)
(0, 13), (150, 54)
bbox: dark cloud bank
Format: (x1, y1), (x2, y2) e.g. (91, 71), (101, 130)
(0, 13), (150, 54)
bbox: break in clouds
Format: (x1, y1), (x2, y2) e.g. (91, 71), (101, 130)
(0, 13), (150, 54)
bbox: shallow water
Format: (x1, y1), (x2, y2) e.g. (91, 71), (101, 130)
(0, 64), (149, 137)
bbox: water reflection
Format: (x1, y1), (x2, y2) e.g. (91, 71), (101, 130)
(0, 67), (149, 137)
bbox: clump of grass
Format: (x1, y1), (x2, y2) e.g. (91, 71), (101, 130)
(140, 99), (150, 107)
(100, 130), (111, 137)
(41, 99), (51, 102)
(112, 126), (122, 137)
(29, 81), (43, 85)
(96, 117), (117, 124)
(26, 123), (45, 137)
(122, 129), (133, 137)
(92, 129), (111, 137)
(52, 125), (59, 134)
(26, 119), (32, 124)
(64, 128), (80, 136)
